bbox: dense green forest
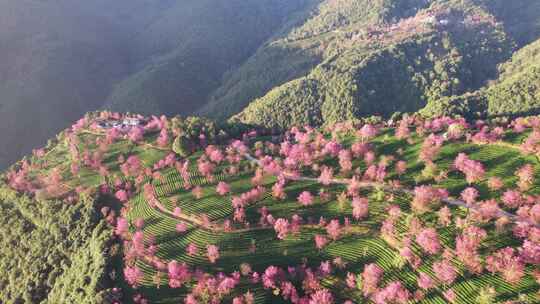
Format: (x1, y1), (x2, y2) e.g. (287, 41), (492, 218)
(231, 0), (516, 128)
(0, 179), (117, 303)
(228, 0), (540, 129)
(421, 37), (540, 118)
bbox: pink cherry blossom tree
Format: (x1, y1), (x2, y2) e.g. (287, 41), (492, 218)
(502, 189), (523, 209)
(461, 187), (479, 205)
(207, 244), (220, 263)
(216, 182), (231, 196)
(274, 218), (291, 240)
(192, 186), (203, 199)
(362, 263), (384, 296)
(455, 226), (486, 274)
(453, 153), (485, 184)
(395, 160), (407, 175)
(416, 228), (442, 255)
(318, 166), (334, 185)
(167, 260), (191, 288)
(176, 222), (188, 233)
(298, 191), (314, 206)
(352, 197), (369, 220)
(124, 265), (144, 287)
(115, 217), (129, 236)
(309, 289), (334, 304)
(417, 272), (434, 290)
(487, 176), (504, 191)
(486, 247), (525, 285)
(326, 219), (342, 240)
(156, 128), (170, 147)
(128, 126), (144, 143)
(412, 186), (447, 213)
(516, 164), (534, 191)
(432, 259), (457, 285)
(314, 234), (329, 250)
(372, 281), (411, 304)
(186, 243), (198, 256)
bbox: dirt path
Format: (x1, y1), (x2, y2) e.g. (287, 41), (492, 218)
(243, 153), (540, 228)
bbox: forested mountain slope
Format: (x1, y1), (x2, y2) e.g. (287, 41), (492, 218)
(420, 37), (540, 118)
(103, 0), (314, 116)
(198, 0), (434, 120)
(231, 0), (516, 128)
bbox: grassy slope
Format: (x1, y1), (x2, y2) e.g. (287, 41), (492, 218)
(132, 133), (540, 304)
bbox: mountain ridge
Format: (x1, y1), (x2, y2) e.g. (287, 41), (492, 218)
(1, 0), (540, 170)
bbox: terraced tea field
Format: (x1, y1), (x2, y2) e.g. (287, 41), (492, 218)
(111, 121), (540, 303)
(8, 114), (540, 303)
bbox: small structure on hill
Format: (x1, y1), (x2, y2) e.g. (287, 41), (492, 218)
(96, 117), (146, 130)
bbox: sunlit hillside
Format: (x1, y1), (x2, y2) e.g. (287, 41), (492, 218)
(3, 112), (540, 303)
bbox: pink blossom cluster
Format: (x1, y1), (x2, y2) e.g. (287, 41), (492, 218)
(516, 164), (535, 191)
(486, 247), (525, 284)
(362, 263), (384, 296)
(144, 115), (167, 131)
(432, 259), (457, 285)
(232, 186), (266, 209)
(120, 155), (143, 177)
(6, 165), (35, 193)
(453, 153), (485, 184)
(153, 153), (176, 171)
(419, 134), (444, 163)
(216, 182), (231, 196)
(197, 157), (216, 178)
(124, 265), (144, 287)
(372, 281), (411, 304)
(185, 273), (240, 303)
(470, 126), (503, 144)
(455, 226), (487, 273)
(206, 245), (220, 264)
(412, 185), (448, 213)
(363, 164), (387, 182)
(460, 187), (479, 205)
(521, 131), (540, 155)
(128, 126), (145, 143)
(325, 219), (342, 240)
(358, 124), (378, 141)
(395, 119), (411, 139)
(156, 128), (170, 147)
(352, 197), (369, 220)
(416, 228), (442, 255)
(273, 218), (291, 240)
(205, 145), (225, 164)
(298, 191), (314, 206)
(168, 260), (191, 288)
